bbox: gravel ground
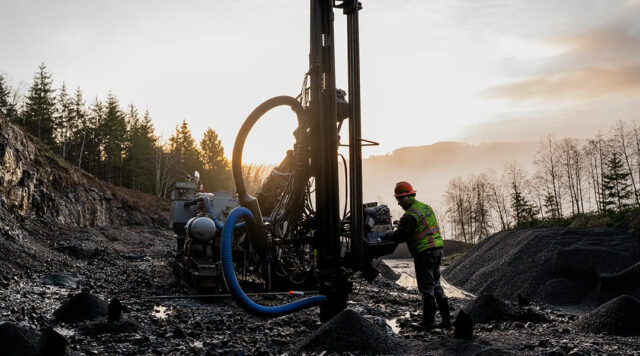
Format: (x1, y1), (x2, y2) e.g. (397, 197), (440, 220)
(2, 225), (640, 355)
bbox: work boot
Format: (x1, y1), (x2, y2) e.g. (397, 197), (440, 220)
(435, 296), (452, 329)
(422, 296), (437, 330)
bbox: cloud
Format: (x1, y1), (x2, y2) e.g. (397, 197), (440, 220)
(459, 97), (640, 143)
(486, 7), (640, 102)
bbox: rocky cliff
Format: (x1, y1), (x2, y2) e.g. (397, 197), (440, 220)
(0, 116), (169, 277)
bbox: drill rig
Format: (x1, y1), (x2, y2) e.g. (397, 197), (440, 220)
(169, 0), (396, 321)
(222, 0), (397, 321)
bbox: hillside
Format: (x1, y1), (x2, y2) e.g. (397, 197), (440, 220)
(0, 116), (170, 277)
(361, 141), (539, 218)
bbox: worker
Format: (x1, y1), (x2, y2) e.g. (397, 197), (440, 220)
(382, 181), (451, 330)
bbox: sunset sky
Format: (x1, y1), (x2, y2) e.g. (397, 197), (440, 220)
(1, 0), (639, 164)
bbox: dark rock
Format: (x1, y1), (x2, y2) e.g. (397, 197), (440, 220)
(53, 291), (108, 323)
(517, 293), (530, 306)
(574, 295), (640, 336)
(291, 309), (407, 354)
(108, 298), (123, 322)
(463, 293), (514, 323)
(0, 323), (66, 356)
(454, 310), (474, 340)
(39, 328), (67, 356)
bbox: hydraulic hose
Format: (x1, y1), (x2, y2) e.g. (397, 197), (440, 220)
(221, 207), (327, 317)
(231, 95), (306, 259)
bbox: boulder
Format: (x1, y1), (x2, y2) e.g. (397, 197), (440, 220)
(53, 291), (108, 323)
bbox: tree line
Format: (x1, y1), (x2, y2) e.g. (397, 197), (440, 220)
(443, 122), (638, 244)
(0, 63), (239, 197)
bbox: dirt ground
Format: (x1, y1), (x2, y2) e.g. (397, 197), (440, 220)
(2, 225), (640, 355)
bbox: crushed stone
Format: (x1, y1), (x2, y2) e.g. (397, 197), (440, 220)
(292, 308), (408, 354)
(443, 228), (640, 308)
(574, 295), (640, 336)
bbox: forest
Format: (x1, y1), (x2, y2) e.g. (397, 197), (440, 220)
(443, 121), (638, 243)
(0, 64), (269, 198)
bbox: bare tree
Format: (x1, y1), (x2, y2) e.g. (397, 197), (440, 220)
(154, 140), (177, 198)
(443, 177), (471, 243)
(534, 135), (563, 217)
(486, 169), (512, 231)
(584, 133), (608, 213)
(470, 174), (492, 241)
(242, 163), (271, 196)
(558, 138), (586, 215)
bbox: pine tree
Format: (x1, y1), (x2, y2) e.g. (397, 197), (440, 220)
(85, 98), (105, 175)
(168, 120), (203, 180)
(54, 82), (75, 159)
(543, 192), (560, 218)
(602, 151), (632, 211)
(200, 128), (232, 191)
(100, 93), (127, 184)
(70, 88), (88, 168)
(0, 74), (18, 121)
(23, 63), (56, 143)
(124, 106), (157, 192)
(511, 182), (536, 226)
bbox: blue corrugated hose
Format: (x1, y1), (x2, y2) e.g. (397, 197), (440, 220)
(220, 207), (327, 317)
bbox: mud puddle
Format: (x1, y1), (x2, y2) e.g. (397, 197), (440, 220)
(384, 259), (475, 299)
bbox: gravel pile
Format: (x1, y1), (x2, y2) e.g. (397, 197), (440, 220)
(574, 295), (640, 336)
(443, 227), (640, 308)
(292, 308), (408, 354)
(53, 291), (108, 323)
(463, 294), (548, 324)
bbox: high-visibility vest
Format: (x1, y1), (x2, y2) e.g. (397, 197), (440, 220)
(405, 200), (443, 255)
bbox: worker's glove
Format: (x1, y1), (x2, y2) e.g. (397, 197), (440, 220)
(380, 230), (394, 242)
(366, 231), (387, 242)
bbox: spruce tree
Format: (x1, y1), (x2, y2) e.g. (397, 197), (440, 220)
(54, 82), (75, 159)
(23, 63), (56, 143)
(124, 106), (157, 192)
(200, 128), (232, 191)
(602, 151), (632, 211)
(70, 88), (88, 168)
(85, 98), (105, 175)
(0, 73), (18, 121)
(168, 120), (203, 181)
(100, 94), (127, 184)
(511, 182), (536, 226)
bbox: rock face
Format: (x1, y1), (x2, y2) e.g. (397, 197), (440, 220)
(443, 227), (640, 308)
(0, 116), (167, 277)
(0, 117), (164, 232)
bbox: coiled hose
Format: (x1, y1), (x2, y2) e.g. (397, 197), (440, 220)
(221, 207), (327, 317)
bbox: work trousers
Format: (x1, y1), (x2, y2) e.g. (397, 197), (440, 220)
(414, 247), (447, 301)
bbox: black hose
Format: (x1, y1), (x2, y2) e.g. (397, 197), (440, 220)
(231, 96), (306, 258)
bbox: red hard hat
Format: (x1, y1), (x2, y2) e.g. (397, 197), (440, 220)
(394, 181), (416, 197)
